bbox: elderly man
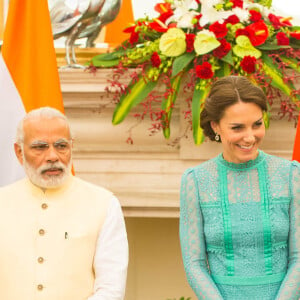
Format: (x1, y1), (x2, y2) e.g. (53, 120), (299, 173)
(0, 107), (128, 300)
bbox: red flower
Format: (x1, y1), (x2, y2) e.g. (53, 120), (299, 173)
(154, 2), (172, 14)
(240, 56), (257, 73)
(186, 33), (196, 52)
(213, 39), (231, 58)
(225, 15), (240, 25)
(230, 0), (243, 8)
(148, 15), (177, 33)
(129, 31), (139, 44)
(236, 28), (250, 38)
(245, 20), (268, 46)
(276, 32), (290, 45)
(249, 10), (262, 22)
(149, 20), (168, 33)
(290, 31), (300, 39)
(268, 14), (292, 30)
(151, 52), (161, 67)
(195, 62), (214, 79)
(123, 22), (143, 44)
(194, 14), (203, 30)
(209, 21), (228, 39)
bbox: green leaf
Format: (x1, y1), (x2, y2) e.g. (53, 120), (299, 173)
(215, 61), (231, 78)
(280, 56), (300, 73)
(221, 50), (234, 66)
(289, 42), (300, 49)
(261, 53), (296, 101)
(172, 52), (195, 77)
(254, 0), (272, 8)
(92, 49), (126, 61)
(257, 44), (289, 51)
(263, 111), (270, 129)
(112, 73), (158, 125)
(291, 26), (300, 31)
(192, 81), (211, 145)
(91, 57), (120, 67)
(161, 74), (183, 139)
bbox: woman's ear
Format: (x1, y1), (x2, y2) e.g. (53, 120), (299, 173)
(210, 121), (219, 133)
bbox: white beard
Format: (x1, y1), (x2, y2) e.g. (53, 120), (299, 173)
(23, 155), (72, 189)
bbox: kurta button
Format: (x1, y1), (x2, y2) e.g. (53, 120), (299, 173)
(39, 229), (45, 235)
(37, 257), (44, 263)
(37, 284), (43, 291)
(41, 203), (48, 209)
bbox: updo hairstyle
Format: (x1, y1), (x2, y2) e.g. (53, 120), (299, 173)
(200, 76), (268, 142)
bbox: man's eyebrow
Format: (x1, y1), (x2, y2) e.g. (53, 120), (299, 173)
(53, 138), (69, 144)
(30, 140), (48, 145)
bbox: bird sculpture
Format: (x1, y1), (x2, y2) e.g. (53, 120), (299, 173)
(78, 0), (122, 47)
(50, 0), (106, 67)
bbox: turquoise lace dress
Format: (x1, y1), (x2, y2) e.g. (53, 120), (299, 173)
(180, 151), (300, 300)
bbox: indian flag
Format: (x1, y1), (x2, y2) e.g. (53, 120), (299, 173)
(0, 0), (64, 186)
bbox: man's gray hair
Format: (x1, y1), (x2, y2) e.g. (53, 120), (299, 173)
(16, 107), (73, 144)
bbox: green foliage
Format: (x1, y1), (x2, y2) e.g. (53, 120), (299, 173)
(172, 52), (195, 77)
(112, 73), (158, 125)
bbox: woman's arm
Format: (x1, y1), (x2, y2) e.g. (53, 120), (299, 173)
(180, 169), (223, 300)
(275, 162), (300, 300)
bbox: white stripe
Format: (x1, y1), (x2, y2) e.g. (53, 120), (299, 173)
(0, 54), (25, 186)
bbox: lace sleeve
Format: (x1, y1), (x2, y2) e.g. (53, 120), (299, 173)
(275, 161), (300, 300)
(179, 169), (223, 300)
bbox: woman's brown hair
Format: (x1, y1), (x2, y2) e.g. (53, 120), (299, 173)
(200, 76), (267, 142)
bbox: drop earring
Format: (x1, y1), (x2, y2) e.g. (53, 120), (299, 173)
(215, 133), (220, 142)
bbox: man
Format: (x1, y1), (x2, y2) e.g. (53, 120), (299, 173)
(0, 107), (128, 300)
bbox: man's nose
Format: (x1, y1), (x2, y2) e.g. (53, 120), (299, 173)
(45, 145), (59, 162)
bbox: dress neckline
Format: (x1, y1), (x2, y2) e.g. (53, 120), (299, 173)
(216, 150), (266, 170)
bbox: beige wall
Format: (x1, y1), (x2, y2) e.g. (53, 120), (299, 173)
(125, 218), (196, 300)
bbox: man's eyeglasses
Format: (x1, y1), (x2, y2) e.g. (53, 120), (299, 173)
(29, 139), (72, 154)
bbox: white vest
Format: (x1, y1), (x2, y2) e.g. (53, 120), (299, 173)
(0, 176), (111, 300)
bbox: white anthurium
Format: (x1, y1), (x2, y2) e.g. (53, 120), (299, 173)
(199, 0), (233, 27)
(232, 7), (250, 23)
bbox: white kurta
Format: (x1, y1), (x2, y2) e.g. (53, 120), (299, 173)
(0, 175), (128, 300)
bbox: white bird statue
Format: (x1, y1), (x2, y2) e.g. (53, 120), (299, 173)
(50, 0), (106, 67)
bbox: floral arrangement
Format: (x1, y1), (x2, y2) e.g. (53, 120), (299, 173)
(91, 0), (300, 145)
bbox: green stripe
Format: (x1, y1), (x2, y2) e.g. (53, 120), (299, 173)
(212, 272), (285, 286)
(219, 165), (235, 276)
(258, 163), (273, 275)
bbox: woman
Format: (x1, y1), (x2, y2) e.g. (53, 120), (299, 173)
(179, 76), (300, 300)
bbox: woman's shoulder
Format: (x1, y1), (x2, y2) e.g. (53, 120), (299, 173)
(262, 152), (300, 176)
(182, 157), (218, 178)
(264, 151), (296, 167)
